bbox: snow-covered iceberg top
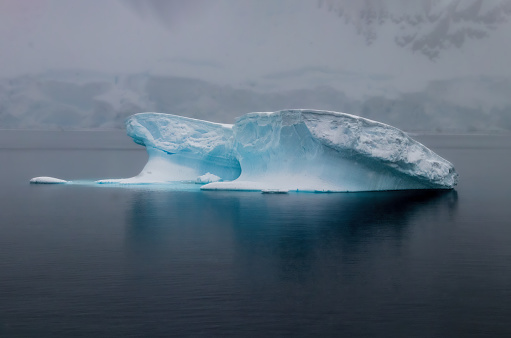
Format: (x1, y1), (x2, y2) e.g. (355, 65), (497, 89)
(115, 109), (457, 192)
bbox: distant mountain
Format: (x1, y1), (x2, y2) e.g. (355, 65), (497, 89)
(0, 71), (509, 133)
(319, 0), (511, 59)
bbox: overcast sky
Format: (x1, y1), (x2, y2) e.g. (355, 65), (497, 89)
(1, 0), (510, 94)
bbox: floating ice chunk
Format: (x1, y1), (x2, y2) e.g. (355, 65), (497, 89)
(196, 172), (221, 184)
(30, 176), (68, 184)
(95, 109), (458, 192)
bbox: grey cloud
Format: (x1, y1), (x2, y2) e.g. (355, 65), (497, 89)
(319, 0), (511, 59)
(264, 67), (356, 80)
(160, 57), (225, 69)
(122, 0), (210, 27)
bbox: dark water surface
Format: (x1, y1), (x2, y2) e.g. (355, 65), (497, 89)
(1, 131), (511, 337)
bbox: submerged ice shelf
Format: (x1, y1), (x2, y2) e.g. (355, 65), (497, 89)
(88, 109), (458, 192)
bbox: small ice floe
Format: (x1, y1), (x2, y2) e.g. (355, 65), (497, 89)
(261, 189), (289, 194)
(196, 172), (221, 184)
(30, 176), (68, 184)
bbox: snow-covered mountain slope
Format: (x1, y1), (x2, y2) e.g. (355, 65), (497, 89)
(0, 72), (152, 129)
(0, 72), (509, 132)
(319, 0), (511, 59)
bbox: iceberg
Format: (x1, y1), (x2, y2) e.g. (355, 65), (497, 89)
(114, 110), (457, 192)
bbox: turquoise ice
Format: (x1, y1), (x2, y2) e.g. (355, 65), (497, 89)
(98, 110), (458, 192)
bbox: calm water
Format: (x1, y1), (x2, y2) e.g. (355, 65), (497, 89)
(1, 131), (511, 337)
